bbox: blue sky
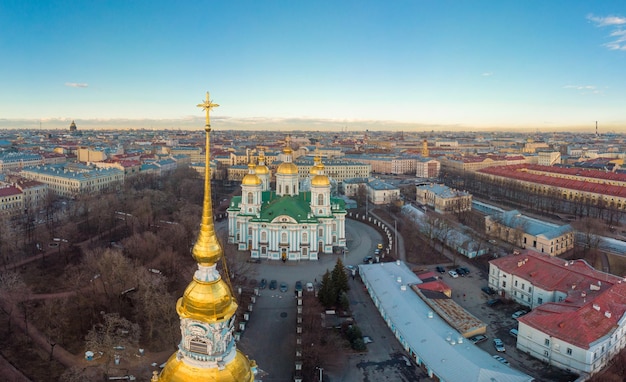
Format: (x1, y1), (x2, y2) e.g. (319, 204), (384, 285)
(1, 0), (625, 131)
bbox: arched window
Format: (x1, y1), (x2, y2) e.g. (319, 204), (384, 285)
(247, 192), (253, 204)
(261, 231), (267, 242)
(248, 227), (252, 236)
(318, 194), (324, 205)
(281, 232), (288, 243)
(303, 232), (308, 243)
(286, 185), (290, 194)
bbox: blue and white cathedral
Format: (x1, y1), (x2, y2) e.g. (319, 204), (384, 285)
(228, 143), (346, 261)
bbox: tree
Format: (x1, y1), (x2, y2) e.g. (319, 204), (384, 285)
(331, 258), (349, 298)
(84, 312), (140, 365)
(318, 271), (335, 308)
(0, 270), (29, 334)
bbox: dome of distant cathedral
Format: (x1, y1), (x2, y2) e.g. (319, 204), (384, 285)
(242, 163), (262, 186)
(255, 163), (269, 175)
(311, 174), (330, 187)
(277, 162), (298, 175)
(242, 173), (262, 186)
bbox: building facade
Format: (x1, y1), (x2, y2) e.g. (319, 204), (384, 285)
(488, 251), (626, 377)
(416, 183), (472, 214)
(228, 147), (346, 261)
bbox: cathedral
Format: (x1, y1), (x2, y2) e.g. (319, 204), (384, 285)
(228, 143), (346, 261)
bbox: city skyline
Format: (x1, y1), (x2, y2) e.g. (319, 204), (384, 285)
(1, 1), (625, 132)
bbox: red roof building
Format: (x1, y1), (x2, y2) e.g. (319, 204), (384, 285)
(489, 251), (626, 376)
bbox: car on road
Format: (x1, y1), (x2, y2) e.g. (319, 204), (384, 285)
(455, 267), (467, 276)
(509, 328), (519, 338)
(469, 334), (488, 344)
(481, 286), (496, 295)
(280, 282), (288, 292)
(259, 279), (267, 289)
(363, 256), (373, 264)
(269, 279), (277, 290)
(493, 338), (506, 352)
(306, 282), (314, 292)
(295, 280), (303, 292)
(487, 298), (502, 307)
(459, 267), (470, 275)
(436, 266), (445, 274)
(511, 310), (529, 320)
(492, 355), (510, 366)
(448, 270), (458, 278)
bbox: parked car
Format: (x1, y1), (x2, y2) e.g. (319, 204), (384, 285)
(511, 310), (529, 320)
(481, 286), (496, 295)
(363, 256), (373, 264)
(487, 298), (502, 307)
(455, 268), (465, 276)
(509, 328), (519, 338)
(460, 267), (470, 275)
(280, 282), (288, 292)
(295, 280), (303, 292)
(306, 282), (314, 292)
(493, 338), (506, 352)
(448, 270), (459, 278)
(436, 266), (446, 274)
(492, 355), (510, 366)
(269, 279), (277, 290)
(259, 278), (267, 289)
(469, 334), (488, 344)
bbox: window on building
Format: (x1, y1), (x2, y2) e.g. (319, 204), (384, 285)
(566, 348), (572, 355)
(502, 281), (506, 288)
(318, 194), (324, 205)
(261, 232), (267, 242)
(281, 232), (287, 243)
(303, 233), (308, 243)
(538, 297), (543, 304)
(545, 339), (550, 346)
(247, 192), (253, 204)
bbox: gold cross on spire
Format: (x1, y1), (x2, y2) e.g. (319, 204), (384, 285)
(197, 92), (220, 131)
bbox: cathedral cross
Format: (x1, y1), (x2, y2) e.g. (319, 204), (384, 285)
(197, 92), (220, 132)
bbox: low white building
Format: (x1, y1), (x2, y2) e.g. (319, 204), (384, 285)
(489, 251), (626, 377)
(359, 260), (533, 382)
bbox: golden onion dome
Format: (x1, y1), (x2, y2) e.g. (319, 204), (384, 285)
(309, 164), (319, 176)
(158, 350), (255, 382)
(242, 163), (262, 186)
(277, 162), (298, 175)
(177, 277), (238, 322)
(242, 173), (262, 186)
(255, 163), (269, 175)
(311, 174), (330, 187)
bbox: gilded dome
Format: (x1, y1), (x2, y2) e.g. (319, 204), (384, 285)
(255, 163), (269, 175)
(158, 350), (255, 382)
(242, 163), (262, 186)
(277, 162), (298, 175)
(242, 173), (262, 186)
(311, 174), (330, 187)
(177, 277), (238, 322)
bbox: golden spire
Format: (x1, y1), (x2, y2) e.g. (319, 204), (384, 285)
(191, 92), (222, 266)
(157, 92), (255, 382)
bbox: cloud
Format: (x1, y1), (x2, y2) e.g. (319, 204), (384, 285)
(587, 14), (626, 50)
(587, 14), (626, 27)
(564, 85), (596, 90)
(564, 84), (603, 95)
(65, 82), (88, 88)
(481, 72), (493, 77)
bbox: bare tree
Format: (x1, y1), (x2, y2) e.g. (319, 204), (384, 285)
(0, 270), (29, 334)
(84, 312), (141, 365)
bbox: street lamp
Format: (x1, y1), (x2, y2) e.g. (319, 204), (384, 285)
(316, 367), (323, 382)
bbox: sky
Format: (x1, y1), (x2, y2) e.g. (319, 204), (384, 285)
(1, 0), (625, 132)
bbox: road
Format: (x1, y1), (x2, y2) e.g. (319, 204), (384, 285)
(237, 218), (425, 382)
